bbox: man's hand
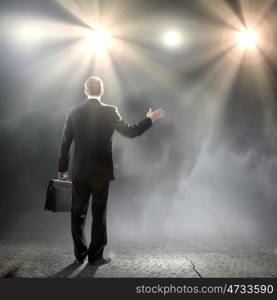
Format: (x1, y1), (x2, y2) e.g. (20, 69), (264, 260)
(146, 108), (165, 122)
(58, 171), (69, 180)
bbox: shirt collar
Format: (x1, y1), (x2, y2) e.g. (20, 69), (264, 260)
(87, 95), (101, 100)
(86, 96), (102, 104)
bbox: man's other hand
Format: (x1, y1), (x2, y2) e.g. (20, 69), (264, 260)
(58, 172), (69, 180)
(146, 108), (165, 122)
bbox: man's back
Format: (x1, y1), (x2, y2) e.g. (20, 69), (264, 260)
(58, 98), (153, 182)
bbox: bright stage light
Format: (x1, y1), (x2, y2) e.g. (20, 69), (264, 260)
(163, 30), (183, 48)
(236, 28), (258, 50)
(15, 23), (44, 43)
(83, 27), (112, 53)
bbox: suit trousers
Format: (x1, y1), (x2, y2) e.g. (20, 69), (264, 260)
(71, 178), (110, 262)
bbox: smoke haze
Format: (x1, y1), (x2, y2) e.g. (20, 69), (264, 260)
(0, 0), (276, 242)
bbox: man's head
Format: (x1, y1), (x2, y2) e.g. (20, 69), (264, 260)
(84, 76), (104, 97)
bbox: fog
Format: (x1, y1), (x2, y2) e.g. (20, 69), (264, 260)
(0, 0), (276, 242)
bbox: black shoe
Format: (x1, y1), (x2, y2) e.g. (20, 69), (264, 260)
(74, 259), (85, 265)
(88, 257), (111, 266)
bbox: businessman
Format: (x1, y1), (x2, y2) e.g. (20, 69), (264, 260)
(58, 76), (165, 265)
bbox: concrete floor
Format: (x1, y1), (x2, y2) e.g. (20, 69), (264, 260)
(0, 238), (276, 278)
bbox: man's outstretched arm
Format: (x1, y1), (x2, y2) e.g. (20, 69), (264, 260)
(58, 112), (74, 180)
(113, 107), (165, 138)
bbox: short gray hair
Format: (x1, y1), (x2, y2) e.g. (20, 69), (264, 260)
(84, 76), (103, 96)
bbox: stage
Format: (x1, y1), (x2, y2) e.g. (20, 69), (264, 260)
(1, 238), (276, 278)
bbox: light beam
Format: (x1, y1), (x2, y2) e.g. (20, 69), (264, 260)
(236, 28), (259, 50)
(83, 26), (112, 54)
(163, 30), (183, 48)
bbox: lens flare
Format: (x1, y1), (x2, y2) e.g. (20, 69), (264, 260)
(236, 28), (258, 50)
(163, 30), (183, 48)
(12, 22), (46, 45)
(83, 26), (112, 53)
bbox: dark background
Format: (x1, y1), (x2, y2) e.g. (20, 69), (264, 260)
(0, 0), (276, 241)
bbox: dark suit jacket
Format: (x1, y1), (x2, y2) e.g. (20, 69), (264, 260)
(58, 98), (152, 182)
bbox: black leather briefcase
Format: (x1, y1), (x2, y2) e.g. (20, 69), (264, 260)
(45, 179), (72, 212)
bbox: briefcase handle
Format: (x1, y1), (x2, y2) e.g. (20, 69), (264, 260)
(57, 177), (72, 183)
